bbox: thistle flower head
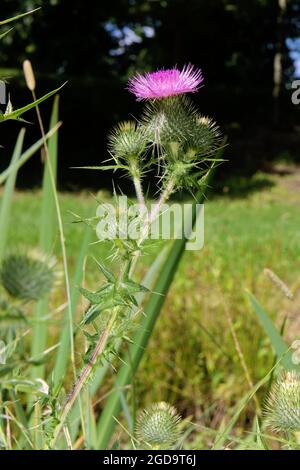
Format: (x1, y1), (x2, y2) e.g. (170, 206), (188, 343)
(264, 371), (300, 433)
(1, 253), (54, 301)
(136, 402), (182, 449)
(128, 64), (203, 101)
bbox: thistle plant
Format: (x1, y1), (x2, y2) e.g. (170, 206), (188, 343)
(49, 64), (222, 447)
(264, 371), (300, 447)
(136, 402), (182, 449)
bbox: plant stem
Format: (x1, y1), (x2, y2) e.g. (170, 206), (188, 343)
(51, 306), (120, 447)
(148, 178), (175, 227)
(294, 431), (300, 446)
(129, 178), (175, 277)
(133, 175), (146, 210)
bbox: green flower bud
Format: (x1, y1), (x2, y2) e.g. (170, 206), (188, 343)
(108, 121), (147, 165)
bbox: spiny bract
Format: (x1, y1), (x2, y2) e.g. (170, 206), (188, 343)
(127, 64), (203, 101)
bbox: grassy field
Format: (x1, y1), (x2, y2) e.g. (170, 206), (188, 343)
(2, 166), (300, 445)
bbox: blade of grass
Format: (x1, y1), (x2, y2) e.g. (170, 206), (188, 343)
(0, 128), (25, 261)
(246, 291), (297, 371)
(67, 245), (169, 443)
(0, 28), (13, 40)
(52, 225), (92, 386)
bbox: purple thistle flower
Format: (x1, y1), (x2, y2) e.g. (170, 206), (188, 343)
(127, 64), (203, 101)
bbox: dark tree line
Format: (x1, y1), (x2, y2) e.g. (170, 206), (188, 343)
(0, 0), (299, 190)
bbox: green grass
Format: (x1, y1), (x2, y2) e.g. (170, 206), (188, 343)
(1, 168), (300, 446)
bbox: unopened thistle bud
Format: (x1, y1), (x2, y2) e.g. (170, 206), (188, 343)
(136, 402), (182, 450)
(264, 371), (300, 435)
(23, 59), (36, 91)
(1, 254), (54, 301)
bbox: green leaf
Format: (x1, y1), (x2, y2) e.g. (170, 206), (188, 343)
(247, 291), (297, 372)
(0, 363), (17, 378)
(52, 226), (92, 386)
(72, 165), (128, 171)
(93, 258), (116, 283)
(0, 28), (13, 40)
(212, 358), (283, 449)
(82, 305), (101, 325)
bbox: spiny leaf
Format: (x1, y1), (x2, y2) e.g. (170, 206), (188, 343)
(93, 258), (116, 283)
(0, 28), (13, 40)
(120, 279), (149, 294)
